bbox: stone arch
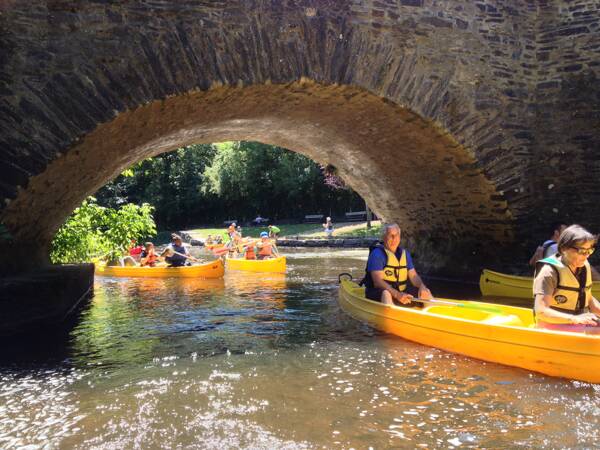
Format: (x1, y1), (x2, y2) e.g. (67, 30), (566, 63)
(3, 1), (600, 272)
(1, 80), (511, 254)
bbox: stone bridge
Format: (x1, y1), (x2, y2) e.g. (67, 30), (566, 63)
(1, 0), (600, 275)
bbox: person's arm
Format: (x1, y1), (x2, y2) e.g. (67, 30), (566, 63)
(407, 269), (432, 300)
(588, 297), (600, 316)
(371, 270), (413, 304)
(535, 294), (598, 324)
(529, 246), (543, 267)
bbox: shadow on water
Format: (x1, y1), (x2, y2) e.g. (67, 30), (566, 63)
(0, 292), (95, 370)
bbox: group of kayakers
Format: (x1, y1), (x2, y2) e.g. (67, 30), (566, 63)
(122, 221), (282, 270)
(362, 220), (600, 334)
(215, 222), (279, 260)
(125, 234), (198, 268)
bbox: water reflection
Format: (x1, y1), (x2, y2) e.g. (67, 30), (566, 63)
(1, 248), (599, 448)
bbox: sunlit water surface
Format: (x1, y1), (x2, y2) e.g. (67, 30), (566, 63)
(1, 248), (599, 449)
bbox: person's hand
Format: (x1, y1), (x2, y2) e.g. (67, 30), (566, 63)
(418, 286), (432, 300)
(571, 313), (599, 325)
(394, 291), (413, 304)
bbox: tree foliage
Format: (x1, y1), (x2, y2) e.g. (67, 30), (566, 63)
(94, 141), (364, 228)
(50, 198), (157, 264)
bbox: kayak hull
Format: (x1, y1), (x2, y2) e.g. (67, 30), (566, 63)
(480, 268), (600, 299)
(339, 280), (600, 383)
(95, 259), (225, 278)
(226, 256), (286, 273)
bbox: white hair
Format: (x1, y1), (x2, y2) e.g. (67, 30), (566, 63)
(381, 223), (400, 239)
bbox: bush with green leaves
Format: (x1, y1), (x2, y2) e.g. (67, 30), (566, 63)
(50, 198), (157, 264)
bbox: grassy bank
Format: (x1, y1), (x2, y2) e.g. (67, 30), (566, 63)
(183, 221), (382, 240)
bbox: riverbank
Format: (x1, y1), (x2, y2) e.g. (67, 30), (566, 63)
(182, 221), (382, 247)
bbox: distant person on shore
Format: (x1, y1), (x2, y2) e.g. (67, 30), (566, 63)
(533, 224), (600, 333)
(236, 225), (243, 237)
(161, 233), (198, 267)
(529, 222), (567, 267)
(253, 215), (267, 225)
(323, 217), (334, 238)
(361, 223), (432, 306)
(268, 224), (280, 239)
(205, 234), (214, 245)
(257, 232), (279, 259)
(140, 242), (160, 267)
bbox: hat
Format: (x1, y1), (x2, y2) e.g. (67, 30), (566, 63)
(260, 231), (268, 237)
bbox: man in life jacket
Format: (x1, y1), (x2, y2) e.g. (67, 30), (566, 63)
(362, 223), (432, 306)
(257, 231), (278, 260)
(534, 224), (600, 332)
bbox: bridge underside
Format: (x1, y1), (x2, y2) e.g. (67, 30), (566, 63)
(1, 82), (511, 265)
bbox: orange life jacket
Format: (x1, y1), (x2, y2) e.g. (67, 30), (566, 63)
(245, 245), (256, 260)
(140, 250), (158, 267)
(258, 242), (272, 257)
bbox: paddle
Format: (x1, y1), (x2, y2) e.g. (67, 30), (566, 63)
(413, 298), (504, 314)
(168, 249), (200, 263)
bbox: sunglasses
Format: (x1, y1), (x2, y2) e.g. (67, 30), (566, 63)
(570, 246), (595, 256)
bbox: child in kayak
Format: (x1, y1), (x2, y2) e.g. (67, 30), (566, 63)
(140, 242), (160, 267)
(256, 232), (279, 260)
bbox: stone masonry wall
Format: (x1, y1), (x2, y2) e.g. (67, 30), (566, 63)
(0, 1), (599, 271)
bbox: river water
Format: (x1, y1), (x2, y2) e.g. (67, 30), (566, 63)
(1, 248), (599, 449)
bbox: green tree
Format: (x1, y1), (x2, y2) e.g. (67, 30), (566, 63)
(50, 198), (157, 264)
(95, 141), (365, 227)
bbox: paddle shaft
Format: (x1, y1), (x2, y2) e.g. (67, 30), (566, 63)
(170, 250), (199, 262)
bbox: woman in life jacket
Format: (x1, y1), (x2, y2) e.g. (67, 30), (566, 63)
(363, 223), (432, 306)
(534, 224), (600, 333)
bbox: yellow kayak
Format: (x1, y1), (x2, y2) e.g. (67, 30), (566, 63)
(339, 279), (600, 383)
(226, 256), (286, 273)
(480, 268), (600, 299)
(95, 259), (224, 278)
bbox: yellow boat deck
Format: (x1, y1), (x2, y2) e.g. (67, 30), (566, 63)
(95, 259), (225, 278)
(225, 256), (286, 273)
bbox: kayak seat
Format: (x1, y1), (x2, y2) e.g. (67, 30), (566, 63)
(425, 306), (489, 321)
(481, 314), (524, 327)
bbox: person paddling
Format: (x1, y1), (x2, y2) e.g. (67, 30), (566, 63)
(161, 233), (198, 267)
(256, 232), (279, 260)
(533, 224), (600, 333)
